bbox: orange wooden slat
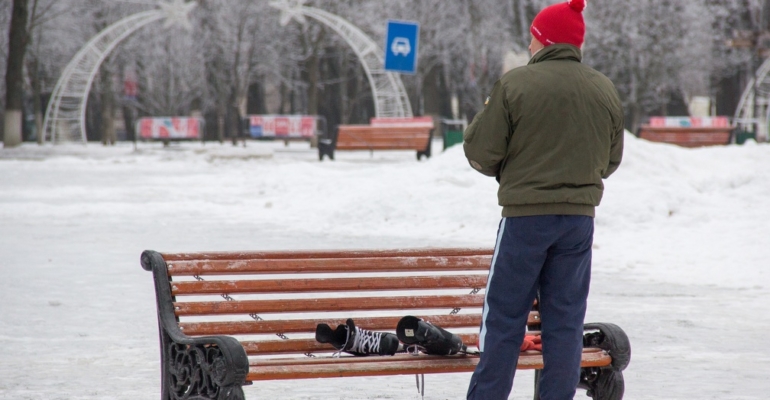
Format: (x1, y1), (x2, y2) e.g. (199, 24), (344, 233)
(335, 144), (428, 151)
(247, 347), (603, 367)
(336, 143), (426, 148)
(336, 134), (429, 141)
(242, 339), (332, 355)
(166, 255), (492, 276)
(336, 133), (430, 139)
(337, 127), (432, 134)
(179, 313), (541, 336)
(171, 275), (488, 296)
(244, 350), (611, 380)
(241, 333), (481, 355)
(174, 294), (484, 316)
(161, 248), (492, 262)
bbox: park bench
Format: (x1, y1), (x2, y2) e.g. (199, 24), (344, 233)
(318, 117), (434, 160)
(141, 248), (630, 400)
(637, 116), (735, 147)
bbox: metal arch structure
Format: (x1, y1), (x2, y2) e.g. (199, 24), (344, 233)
(42, 10), (169, 143)
(44, 2), (411, 144)
(734, 57), (770, 140)
(269, 2), (413, 119)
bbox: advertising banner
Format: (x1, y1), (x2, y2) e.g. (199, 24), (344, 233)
(649, 116), (731, 128)
(370, 116), (434, 128)
(137, 117), (202, 140)
(248, 115), (318, 138)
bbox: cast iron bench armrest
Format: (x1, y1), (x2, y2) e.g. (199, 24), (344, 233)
(142, 251), (249, 400)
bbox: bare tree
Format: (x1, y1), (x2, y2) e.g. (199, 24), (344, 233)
(10, 0), (763, 144)
(0, 2), (12, 134)
(3, 0), (29, 147)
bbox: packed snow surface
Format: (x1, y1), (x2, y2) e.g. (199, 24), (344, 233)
(1, 134), (768, 399)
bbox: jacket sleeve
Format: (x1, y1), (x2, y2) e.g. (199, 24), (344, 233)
(603, 88), (625, 179)
(463, 81), (510, 177)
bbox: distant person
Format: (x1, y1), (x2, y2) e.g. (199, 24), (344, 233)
(462, 0), (624, 399)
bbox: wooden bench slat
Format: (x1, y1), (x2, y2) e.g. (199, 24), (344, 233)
(171, 275), (488, 295)
(174, 294), (485, 316)
(161, 248), (492, 262)
(248, 348), (604, 367)
(179, 313), (540, 336)
(337, 136), (428, 141)
(166, 255), (492, 276)
(245, 350), (612, 380)
(337, 126), (432, 132)
(335, 143), (428, 150)
(337, 135), (429, 142)
(241, 333), (482, 355)
(336, 133), (430, 139)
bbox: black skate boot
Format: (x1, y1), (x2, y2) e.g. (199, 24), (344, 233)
(396, 315), (467, 355)
(316, 318), (401, 356)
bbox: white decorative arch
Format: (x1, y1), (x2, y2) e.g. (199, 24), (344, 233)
(269, 1), (413, 119)
(42, 0), (196, 143)
(734, 57), (770, 140)
(44, 1), (412, 144)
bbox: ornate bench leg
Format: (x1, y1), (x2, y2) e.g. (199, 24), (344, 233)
(417, 136), (432, 160)
(142, 251), (249, 400)
(164, 341), (247, 400)
(579, 322), (630, 400)
(318, 138), (335, 161)
(579, 367), (624, 400)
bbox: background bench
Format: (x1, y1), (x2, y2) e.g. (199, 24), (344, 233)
(637, 116), (735, 147)
(141, 248), (630, 400)
(319, 117), (434, 160)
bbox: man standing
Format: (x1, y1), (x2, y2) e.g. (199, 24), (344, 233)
(464, 1), (624, 399)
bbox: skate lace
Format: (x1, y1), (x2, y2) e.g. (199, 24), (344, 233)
(349, 327), (382, 354)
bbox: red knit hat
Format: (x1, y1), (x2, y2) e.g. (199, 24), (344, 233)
(530, 0), (586, 48)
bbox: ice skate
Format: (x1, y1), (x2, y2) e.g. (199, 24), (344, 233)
(316, 318), (401, 356)
(396, 315), (468, 355)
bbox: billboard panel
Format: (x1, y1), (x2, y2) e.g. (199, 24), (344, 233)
(137, 117), (202, 140)
(648, 116), (731, 128)
(248, 115), (318, 138)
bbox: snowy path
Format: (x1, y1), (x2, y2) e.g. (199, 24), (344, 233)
(1, 136), (768, 399)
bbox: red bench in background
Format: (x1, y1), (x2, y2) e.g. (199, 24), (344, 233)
(319, 117), (435, 160)
(638, 116), (735, 147)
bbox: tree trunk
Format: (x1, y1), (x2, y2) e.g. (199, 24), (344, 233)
(100, 68), (116, 145)
(26, 56), (43, 144)
(4, 0), (30, 148)
(307, 52), (319, 116)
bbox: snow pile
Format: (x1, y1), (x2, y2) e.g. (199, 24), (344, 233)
(0, 135), (768, 399)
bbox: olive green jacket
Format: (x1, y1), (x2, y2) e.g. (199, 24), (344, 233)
(463, 44), (624, 217)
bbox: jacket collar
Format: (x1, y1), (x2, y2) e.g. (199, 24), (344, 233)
(528, 44), (582, 65)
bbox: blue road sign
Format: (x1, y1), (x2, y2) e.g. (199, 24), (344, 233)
(384, 20), (419, 74)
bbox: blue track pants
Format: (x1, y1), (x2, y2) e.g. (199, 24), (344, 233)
(467, 215), (593, 400)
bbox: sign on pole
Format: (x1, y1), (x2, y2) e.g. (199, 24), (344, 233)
(384, 20), (419, 74)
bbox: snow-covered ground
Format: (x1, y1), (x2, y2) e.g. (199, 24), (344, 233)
(0, 134), (768, 399)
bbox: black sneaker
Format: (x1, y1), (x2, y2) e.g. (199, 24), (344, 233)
(316, 318), (401, 356)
